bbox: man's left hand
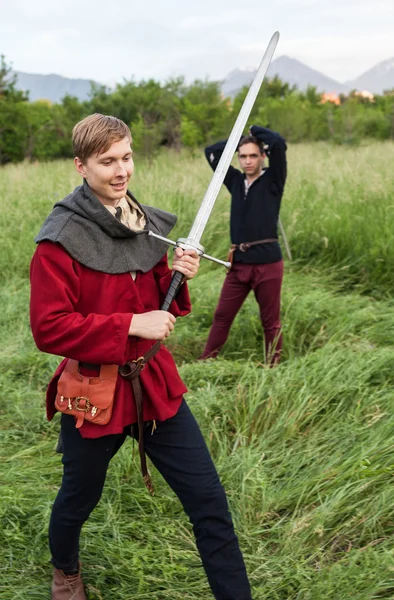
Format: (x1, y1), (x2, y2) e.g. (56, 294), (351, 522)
(172, 247), (200, 280)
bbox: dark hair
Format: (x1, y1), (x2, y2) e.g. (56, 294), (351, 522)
(237, 135), (265, 154)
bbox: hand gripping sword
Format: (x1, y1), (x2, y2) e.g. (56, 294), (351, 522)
(149, 32), (280, 311)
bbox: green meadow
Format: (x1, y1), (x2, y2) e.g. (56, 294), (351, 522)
(0, 143), (393, 599)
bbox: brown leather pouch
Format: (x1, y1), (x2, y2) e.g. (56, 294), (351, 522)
(55, 360), (119, 429)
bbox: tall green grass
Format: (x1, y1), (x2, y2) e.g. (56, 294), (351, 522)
(1, 142), (393, 294)
(0, 143), (393, 599)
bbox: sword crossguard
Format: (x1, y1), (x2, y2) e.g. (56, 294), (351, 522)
(176, 237), (205, 255)
(147, 231), (231, 269)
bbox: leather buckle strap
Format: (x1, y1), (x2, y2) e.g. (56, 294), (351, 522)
(118, 357), (144, 380)
(237, 238), (278, 252)
(118, 341), (161, 496)
(118, 341), (160, 381)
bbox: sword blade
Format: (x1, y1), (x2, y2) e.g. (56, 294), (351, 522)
(188, 31), (280, 244)
(278, 216), (292, 261)
(161, 31), (280, 311)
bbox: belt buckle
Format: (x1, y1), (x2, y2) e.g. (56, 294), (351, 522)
(74, 396), (91, 412)
(132, 356), (145, 371)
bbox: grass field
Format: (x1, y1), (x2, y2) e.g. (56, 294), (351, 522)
(0, 143), (393, 599)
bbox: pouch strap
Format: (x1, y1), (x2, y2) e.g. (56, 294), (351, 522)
(118, 341), (161, 495)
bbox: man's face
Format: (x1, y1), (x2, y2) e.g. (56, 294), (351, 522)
(238, 142), (265, 178)
(74, 137), (134, 206)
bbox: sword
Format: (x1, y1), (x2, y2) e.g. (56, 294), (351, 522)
(149, 31), (280, 311)
(278, 216), (292, 261)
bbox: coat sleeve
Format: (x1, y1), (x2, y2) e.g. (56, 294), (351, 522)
(153, 253), (192, 317)
(204, 140), (240, 192)
(30, 242), (132, 364)
(250, 125), (287, 192)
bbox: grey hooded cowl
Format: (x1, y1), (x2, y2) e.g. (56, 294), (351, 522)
(35, 181), (177, 274)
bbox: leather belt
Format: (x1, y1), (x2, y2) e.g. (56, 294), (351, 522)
(228, 238), (278, 267)
(235, 238), (278, 252)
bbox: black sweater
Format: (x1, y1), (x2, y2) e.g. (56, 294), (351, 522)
(205, 125), (287, 264)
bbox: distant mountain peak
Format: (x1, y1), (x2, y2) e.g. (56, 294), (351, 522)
(274, 55), (298, 63)
(372, 57), (394, 74)
(346, 56), (394, 94)
(222, 54), (394, 98)
(349, 57), (394, 79)
(221, 55), (349, 98)
(224, 66), (255, 78)
(12, 71), (99, 103)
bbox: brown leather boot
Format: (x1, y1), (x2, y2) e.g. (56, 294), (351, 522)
(51, 566), (87, 600)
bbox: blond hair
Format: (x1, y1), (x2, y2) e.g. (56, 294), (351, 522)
(72, 114), (132, 162)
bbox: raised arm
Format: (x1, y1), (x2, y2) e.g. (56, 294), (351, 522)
(250, 125), (287, 192)
(204, 140), (239, 192)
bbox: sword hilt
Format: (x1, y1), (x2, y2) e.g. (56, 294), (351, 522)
(161, 270), (184, 311)
(161, 238), (204, 310)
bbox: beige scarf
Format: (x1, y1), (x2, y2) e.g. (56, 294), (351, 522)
(105, 197), (146, 280)
(105, 196), (146, 231)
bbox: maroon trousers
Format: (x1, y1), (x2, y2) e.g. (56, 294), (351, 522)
(200, 260), (284, 364)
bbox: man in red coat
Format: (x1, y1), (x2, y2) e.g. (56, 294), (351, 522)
(30, 114), (252, 600)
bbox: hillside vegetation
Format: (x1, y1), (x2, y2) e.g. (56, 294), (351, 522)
(0, 143), (393, 599)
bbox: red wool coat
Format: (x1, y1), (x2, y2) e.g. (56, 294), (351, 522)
(30, 241), (191, 438)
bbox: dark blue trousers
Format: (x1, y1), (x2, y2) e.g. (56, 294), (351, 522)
(49, 400), (252, 599)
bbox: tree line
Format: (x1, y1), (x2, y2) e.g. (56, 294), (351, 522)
(2, 55), (394, 164)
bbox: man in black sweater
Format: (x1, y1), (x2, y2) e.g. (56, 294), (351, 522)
(199, 125), (287, 364)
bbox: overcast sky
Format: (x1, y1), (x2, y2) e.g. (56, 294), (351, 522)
(1, 0), (394, 85)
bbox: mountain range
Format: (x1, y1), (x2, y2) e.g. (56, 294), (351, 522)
(13, 71), (94, 103)
(12, 56), (394, 103)
(222, 56), (394, 97)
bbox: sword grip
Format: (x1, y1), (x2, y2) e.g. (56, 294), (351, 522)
(161, 270), (184, 312)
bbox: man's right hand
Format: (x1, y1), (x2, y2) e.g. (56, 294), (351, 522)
(128, 311), (176, 340)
